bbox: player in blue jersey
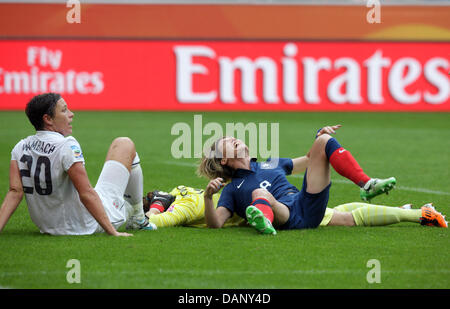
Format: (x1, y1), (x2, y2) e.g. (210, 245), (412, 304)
(197, 125), (400, 235)
(143, 187), (447, 230)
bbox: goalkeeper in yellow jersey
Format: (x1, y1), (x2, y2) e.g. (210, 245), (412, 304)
(143, 186), (246, 228)
(143, 185), (447, 229)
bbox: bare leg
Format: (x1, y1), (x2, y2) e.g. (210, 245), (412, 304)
(105, 137), (136, 171)
(306, 134), (332, 194)
(327, 210), (356, 226)
(251, 188), (290, 227)
(104, 137), (149, 226)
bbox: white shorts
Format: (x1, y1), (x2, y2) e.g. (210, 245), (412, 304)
(94, 160), (132, 232)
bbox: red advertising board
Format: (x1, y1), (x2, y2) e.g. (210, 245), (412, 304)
(0, 40), (448, 111)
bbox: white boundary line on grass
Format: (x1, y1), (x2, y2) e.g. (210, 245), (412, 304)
(156, 268), (450, 276)
(1, 268), (450, 278)
(162, 161), (450, 196)
(317, 177), (450, 197)
(2, 269), (448, 289)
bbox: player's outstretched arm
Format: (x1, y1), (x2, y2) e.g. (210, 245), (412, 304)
(291, 156), (309, 174)
(67, 162), (132, 237)
(0, 161), (24, 233)
(204, 178), (230, 229)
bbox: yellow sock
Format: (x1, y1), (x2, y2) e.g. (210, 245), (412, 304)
(351, 205), (421, 226)
(334, 202), (370, 212)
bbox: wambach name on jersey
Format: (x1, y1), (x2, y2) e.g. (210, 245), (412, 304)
(22, 140), (56, 154)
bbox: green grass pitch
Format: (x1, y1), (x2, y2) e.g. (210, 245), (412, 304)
(0, 111), (448, 289)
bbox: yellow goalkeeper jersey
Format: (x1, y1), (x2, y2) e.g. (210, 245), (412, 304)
(147, 185), (245, 228)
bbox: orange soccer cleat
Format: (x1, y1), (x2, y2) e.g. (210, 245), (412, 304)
(420, 203), (448, 228)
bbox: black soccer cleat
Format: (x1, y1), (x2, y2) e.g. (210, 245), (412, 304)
(143, 190), (175, 212)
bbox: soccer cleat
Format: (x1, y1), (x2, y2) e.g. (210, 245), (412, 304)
(143, 190), (175, 213)
(420, 203), (448, 228)
(126, 216), (157, 231)
(360, 177), (396, 201)
(245, 205), (277, 235)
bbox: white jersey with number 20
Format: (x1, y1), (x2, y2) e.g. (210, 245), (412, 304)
(11, 131), (98, 235)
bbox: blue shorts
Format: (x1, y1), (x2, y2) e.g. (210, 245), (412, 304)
(279, 171), (331, 230)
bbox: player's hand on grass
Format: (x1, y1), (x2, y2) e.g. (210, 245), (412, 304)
(316, 124), (342, 137)
(112, 231), (133, 237)
(205, 177), (224, 198)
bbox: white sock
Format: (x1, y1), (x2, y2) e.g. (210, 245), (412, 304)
(124, 152), (145, 222)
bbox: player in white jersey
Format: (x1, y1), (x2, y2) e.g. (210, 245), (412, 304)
(0, 93), (157, 236)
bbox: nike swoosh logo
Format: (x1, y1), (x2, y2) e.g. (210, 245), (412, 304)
(237, 180), (245, 189)
(339, 149), (346, 153)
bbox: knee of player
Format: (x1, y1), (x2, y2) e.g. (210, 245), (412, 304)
(340, 211), (356, 226)
(251, 188), (272, 201)
(315, 133), (333, 146)
(111, 137), (136, 153)
(310, 134), (332, 157)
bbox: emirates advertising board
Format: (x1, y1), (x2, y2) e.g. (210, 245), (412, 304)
(0, 40), (448, 111)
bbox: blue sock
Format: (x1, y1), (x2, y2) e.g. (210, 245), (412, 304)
(325, 138), (342, 160)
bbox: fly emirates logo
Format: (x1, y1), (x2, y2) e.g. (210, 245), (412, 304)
(0, 46), (104, 95)
(174, 43), (449, 106)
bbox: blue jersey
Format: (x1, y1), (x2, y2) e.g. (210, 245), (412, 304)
(217, 158), (300, 220)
